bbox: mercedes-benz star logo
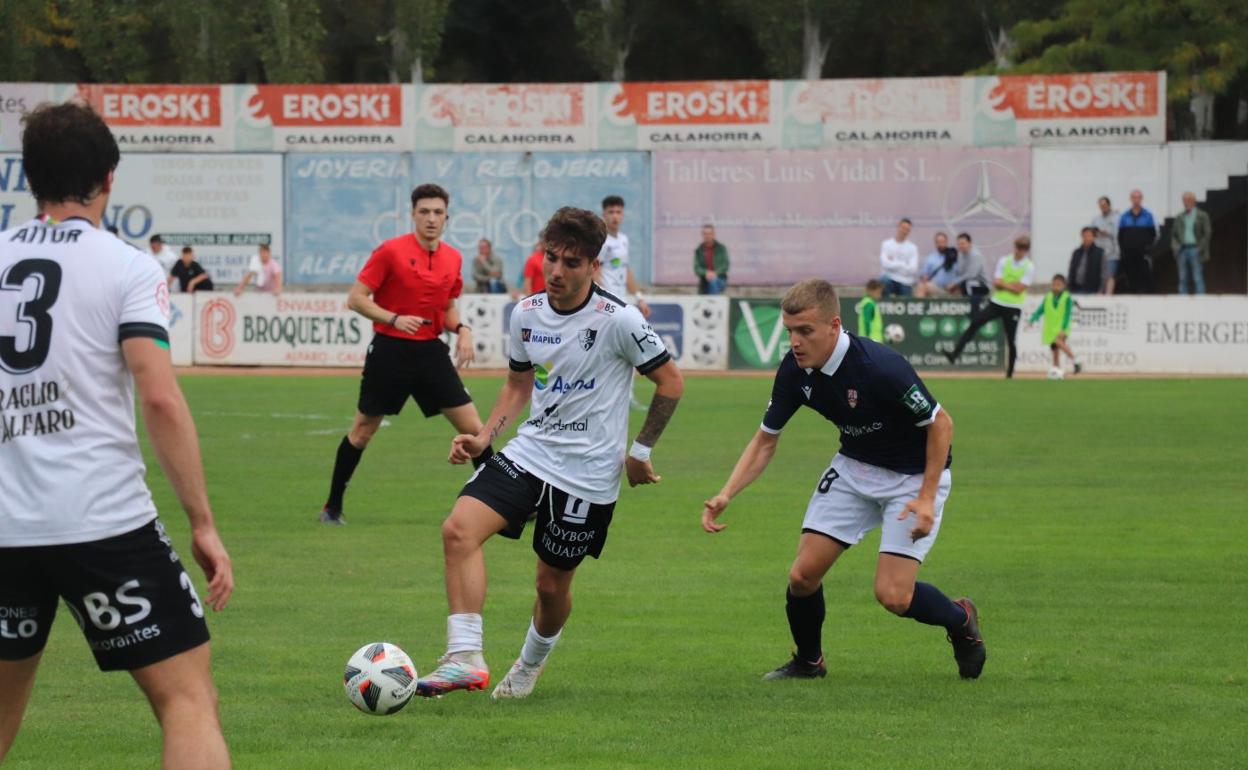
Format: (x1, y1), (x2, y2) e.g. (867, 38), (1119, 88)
(942, 159), (1027, 249)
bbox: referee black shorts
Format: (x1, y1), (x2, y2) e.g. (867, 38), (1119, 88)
(358, 334), (472, 417)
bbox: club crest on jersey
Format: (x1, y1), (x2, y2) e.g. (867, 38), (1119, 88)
(579, 329), (598, 351)
(847, 389), (858, 408)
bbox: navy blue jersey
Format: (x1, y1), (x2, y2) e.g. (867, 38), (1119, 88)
(761, 332), (950, 475)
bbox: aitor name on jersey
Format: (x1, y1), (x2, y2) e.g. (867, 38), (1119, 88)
(9, 226), (83, 244)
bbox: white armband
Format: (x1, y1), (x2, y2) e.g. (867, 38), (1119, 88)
(628, 440), (652, 462)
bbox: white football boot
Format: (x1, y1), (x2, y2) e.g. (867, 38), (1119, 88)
(490, 658), (546, 700)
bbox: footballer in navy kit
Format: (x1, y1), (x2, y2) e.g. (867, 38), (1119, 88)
(416, 206), (683, 701)
(702, 279), (985, 681)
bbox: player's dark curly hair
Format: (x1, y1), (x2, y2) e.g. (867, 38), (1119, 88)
(410, 183), (449, 208)
(540, 207), (607, 261)
(22, 102), (120, 205)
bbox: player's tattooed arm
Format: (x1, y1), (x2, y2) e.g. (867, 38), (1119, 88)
(635, 361), (684, 447)
(636, 394), (679, 447)
(488, 416), (508, 443)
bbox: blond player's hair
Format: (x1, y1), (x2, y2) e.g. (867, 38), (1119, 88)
(781, 279), (841, 321)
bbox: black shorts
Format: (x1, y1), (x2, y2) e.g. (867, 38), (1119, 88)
(460, 453), (615, 571)
(358, 334), (472, 417)
(0, 520), (211, 671)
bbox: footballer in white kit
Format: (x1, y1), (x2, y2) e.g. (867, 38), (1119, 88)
(416, 206), (683, 701)
(0, 102), (232, 767)
(595, 195), (649, 317)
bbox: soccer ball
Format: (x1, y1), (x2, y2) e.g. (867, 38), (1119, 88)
(1047, 367), (1065, 380)
(689, 298), (726, 331)
(344, 642), (417, 716)
(884, 324), (905, 344)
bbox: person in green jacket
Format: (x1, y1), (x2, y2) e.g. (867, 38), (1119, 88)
(855, 279), (885, 342)
(694, 224), (730, 294)
(1027, 274), (1081, 375)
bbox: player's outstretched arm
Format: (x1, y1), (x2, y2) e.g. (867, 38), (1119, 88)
(449, 368), (535, 464)
(702, 429), (781, 533)
(626, 360), (683, 486)
(122, 338), (233, 611)
(899, 407), (954, 542)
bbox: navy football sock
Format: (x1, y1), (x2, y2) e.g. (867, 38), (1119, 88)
(471, 444), (494, 469)
(785, 585), (825, 664)
(902, 582), (968, 630)
(326, 436), (364, 511)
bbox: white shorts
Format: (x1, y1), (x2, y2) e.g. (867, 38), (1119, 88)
(801, 454), (952, 562)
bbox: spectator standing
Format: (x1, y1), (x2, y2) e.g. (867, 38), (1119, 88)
(1067, 227), (1103, 295)
(946, 235), (1034, 379)
(694, 224), (730, 295)
(916, 232), (957, 297)
(146, 234), (177, 278)
(1116, 190), (1156, 294)
(521, 240), (545, 295)
(169, 246), (215, 293)
(1091, 196), (1120, 294)
(947, 233), (990, 314)
(234, 243), (282, 296)
(1170, 192), (1211, 295)
(879, 218), (919, 297)
(471, 238), (507, 294)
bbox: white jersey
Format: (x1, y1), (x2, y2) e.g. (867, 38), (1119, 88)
(1, 217), (169, 546)
(597, 232), (631, 300)
(504, 286), (669, 504)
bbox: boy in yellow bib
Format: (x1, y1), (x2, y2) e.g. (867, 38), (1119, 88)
(1028, 274), (1081, 375)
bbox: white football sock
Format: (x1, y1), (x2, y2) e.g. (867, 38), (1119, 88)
(520, 619), (562, 667)
(447, 612), (483, 654)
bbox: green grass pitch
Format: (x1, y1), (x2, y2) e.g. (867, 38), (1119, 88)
(7, 374), (1247, 769)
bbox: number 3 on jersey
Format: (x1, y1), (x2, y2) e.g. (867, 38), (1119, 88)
(0, 259), (63, 374)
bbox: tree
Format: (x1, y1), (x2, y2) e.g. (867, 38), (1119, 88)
(380, 0), (450, 83)
(723, 0), (863, 79)
(569, 0), (638, 81)
(996, 0), (1248, 136)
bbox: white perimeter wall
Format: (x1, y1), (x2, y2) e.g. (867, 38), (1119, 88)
(1030, 142), (1248, 281)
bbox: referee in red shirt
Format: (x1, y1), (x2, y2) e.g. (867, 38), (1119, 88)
(320, 183), (488, 524)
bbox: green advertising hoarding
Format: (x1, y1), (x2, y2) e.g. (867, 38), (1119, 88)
(729, 297), (1003, 371)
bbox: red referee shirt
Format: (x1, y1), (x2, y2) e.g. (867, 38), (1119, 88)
(523, 249), (545, 293)
(357, 235), (464, 340)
